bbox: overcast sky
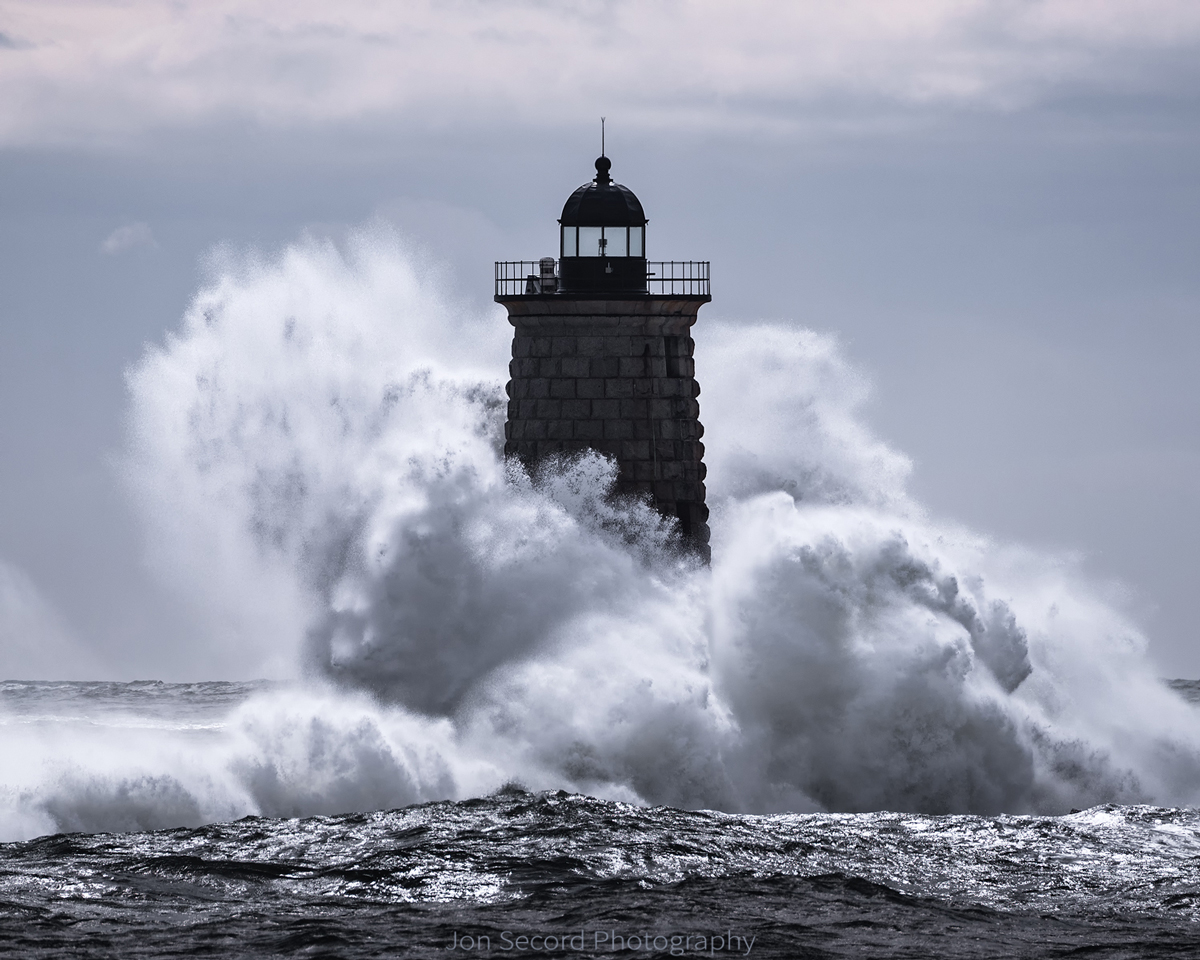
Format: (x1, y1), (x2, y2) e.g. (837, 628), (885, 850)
(1, 0), (1198, 678)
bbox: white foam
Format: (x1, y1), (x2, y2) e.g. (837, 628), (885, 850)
(3, 225), (1197, 841)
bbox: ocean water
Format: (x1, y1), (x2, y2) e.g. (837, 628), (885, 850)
(4, 230), (1200, 956)
(2, 683), (1199, 958)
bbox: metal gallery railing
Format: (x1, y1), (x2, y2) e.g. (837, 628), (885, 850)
(495, 260), (710, 297)
(646, 261), (710, 297)
(495, 261), (549, 296)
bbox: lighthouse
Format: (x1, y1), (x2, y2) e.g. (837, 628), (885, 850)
(495, 154), (711, 556)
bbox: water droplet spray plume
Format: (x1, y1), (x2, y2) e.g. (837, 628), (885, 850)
(2, 227), (1197, 840)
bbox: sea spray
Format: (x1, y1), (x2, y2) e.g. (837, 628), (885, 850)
(3, 226), (1198, 841)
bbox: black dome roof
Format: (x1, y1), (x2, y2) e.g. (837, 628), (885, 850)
(559, 156), (647, 227)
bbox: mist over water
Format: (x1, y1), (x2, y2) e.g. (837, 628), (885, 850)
(3, 228), (1198, 841)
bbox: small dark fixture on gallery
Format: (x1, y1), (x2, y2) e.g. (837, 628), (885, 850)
(495, 154), (711, 556)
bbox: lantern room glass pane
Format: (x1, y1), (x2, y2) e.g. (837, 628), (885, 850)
(578, 226), (604, 257)
(629, 226), (643, 257)
(561, 226), (577, 257)
(603, 226), (627, 257)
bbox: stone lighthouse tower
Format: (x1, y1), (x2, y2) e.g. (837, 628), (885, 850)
(496, 154), (711, 555)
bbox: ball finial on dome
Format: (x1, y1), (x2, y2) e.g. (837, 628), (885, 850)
(594, 156), (612, 185)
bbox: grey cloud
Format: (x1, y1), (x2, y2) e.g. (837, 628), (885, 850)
(101, 222), (156, 255)
(2, 1), (1200, 148)
(0, 559), (106, 680)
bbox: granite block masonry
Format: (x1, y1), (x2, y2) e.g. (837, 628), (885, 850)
(495, 154), (711, 557)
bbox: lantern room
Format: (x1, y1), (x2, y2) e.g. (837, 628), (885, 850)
(557, 156), (648, 294)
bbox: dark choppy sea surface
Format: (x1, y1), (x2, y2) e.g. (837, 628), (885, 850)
(2, 682), (1199, 958)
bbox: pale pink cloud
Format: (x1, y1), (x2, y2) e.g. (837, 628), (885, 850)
(0, 0), (1197, 147)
